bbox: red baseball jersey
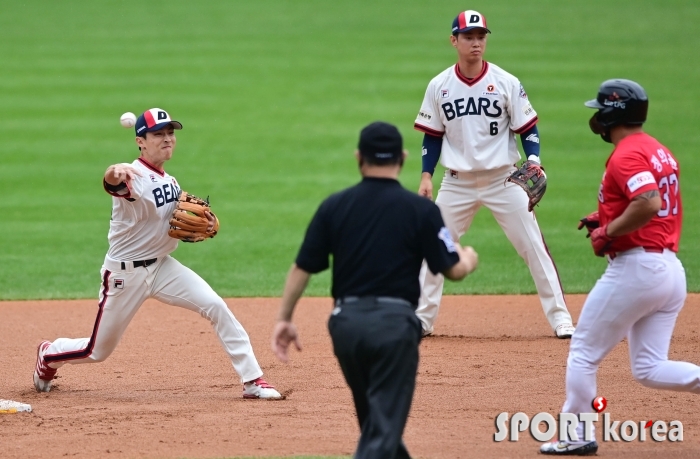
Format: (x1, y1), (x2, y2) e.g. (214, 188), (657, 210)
(598, 132), (682, 253)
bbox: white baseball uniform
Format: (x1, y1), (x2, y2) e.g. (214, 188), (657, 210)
(43, 157), (264, 383)
(414, 61), (572, 333)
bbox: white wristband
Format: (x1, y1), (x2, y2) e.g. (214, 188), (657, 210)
(527, 155), (541, 163)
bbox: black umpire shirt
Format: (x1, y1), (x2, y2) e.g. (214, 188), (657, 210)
(295, 177), (459, 306)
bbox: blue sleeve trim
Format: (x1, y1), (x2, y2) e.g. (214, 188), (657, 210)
(519, 124), (540, 157)
(421, 133), (443, 175)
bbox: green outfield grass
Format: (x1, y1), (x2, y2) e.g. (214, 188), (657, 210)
(1, 0), (699, 300)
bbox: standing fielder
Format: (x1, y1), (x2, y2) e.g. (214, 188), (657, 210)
(414, 10), (575, 338)
(541, 79), (700, 455)
(33, 108), (282, 399)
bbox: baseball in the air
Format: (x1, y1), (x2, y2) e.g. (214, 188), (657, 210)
(120, 112), (137, 128)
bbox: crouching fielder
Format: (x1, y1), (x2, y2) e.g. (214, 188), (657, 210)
(541, 79), (700, 455)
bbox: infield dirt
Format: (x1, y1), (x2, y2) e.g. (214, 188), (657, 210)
(2, 295), (699, 458)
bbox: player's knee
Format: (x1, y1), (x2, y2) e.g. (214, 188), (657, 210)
(567, 351), (598, 372)
(631, 361), (656, 385)
(86, 342), (119, 363)
(633, 375), (658, 388)
(198, 298), (231, 322)
(89, 351), (111, 363)
(631, 356), (667, 386)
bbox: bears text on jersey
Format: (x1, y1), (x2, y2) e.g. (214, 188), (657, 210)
(441, 96), (503, 121)
(152, 183), (181, 208)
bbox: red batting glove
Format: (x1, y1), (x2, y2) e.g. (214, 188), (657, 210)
(590, 225), (614, 257)
(577, 211), (600, 238)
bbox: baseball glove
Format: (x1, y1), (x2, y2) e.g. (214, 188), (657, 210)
(168, 191), (220, 243)
(506, 160), (547, 212)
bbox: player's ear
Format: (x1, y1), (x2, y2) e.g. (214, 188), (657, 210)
(450, 34), (458, 47)
(355, 150), (365, 169)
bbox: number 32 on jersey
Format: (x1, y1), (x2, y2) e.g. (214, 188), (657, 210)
(651, 148), (679, 218)
(598, 148), (679, 218)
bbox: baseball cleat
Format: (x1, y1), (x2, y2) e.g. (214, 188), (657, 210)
(555, 323), (575, 339)
(540, 440), (598, 455)
(243, 377), (283, 399)
(421, 326), (434, 338)
(33, 340), (57, 393)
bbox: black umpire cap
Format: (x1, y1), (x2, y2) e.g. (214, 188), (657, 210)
(358, 122), (403, 160)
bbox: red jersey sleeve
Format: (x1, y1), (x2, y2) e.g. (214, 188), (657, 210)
(606, 149), (659, 200)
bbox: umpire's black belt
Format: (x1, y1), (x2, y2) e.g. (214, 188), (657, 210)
(335, 296), (414, 309)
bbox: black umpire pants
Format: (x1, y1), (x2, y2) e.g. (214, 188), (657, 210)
(328, 297), (422, 459)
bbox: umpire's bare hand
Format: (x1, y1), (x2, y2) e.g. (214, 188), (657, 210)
(443, 244), (479, 281)
(272, 321), (302, 363)
(459, 245), (479, 274)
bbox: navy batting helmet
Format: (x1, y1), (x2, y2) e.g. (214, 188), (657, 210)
(585, 79), (648, 142)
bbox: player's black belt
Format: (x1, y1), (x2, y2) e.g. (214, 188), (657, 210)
(335, 296), (414, 309)
(121, 258), (158, 270)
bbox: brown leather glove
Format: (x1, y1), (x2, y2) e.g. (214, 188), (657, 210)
(168, 191), (220, 243)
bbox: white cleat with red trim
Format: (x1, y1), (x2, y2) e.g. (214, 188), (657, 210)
(242, 377), (283, 399)
(33, 340), (57, 393)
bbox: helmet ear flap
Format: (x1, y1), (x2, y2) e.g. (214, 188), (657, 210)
(590, 112), (613, 143)
(589, 113), (605, 135)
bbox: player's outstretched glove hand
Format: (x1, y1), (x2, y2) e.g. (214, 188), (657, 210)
(506, 160), (547, 212)
(168, 191), (220, 243)
(590, 225), (614, 257)
(578, 211), (600, 238)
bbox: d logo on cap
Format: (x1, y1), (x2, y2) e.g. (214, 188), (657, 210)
(134, 108), (183, 137)
(452, 10), (491, 35)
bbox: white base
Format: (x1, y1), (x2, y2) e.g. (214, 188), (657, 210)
(0, 399), (32, 413)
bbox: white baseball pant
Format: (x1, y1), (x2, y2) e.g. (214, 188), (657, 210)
(43, 255), (264, 383)
(563, 248), (700, 442)
(417, 166), (572, 333)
